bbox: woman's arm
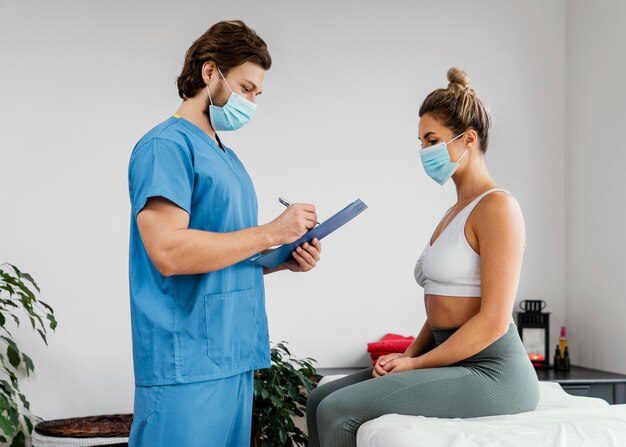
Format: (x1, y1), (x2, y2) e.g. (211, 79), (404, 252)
(404, 320), (437, 357)
(382, 192), (525, 373)
(373, 320), (436, 377)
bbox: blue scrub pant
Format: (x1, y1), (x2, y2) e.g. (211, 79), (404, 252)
(129, 371), (253, 447)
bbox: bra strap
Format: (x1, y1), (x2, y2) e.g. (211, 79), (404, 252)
(458, 188), (510, 223)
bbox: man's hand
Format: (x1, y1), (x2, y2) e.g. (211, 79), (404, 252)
(267, 203), (317, 245)
(282, 238), (322, 272)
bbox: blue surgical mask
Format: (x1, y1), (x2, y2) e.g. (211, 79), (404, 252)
(206, 67), (257, 131)
(419, 132), (468, 185)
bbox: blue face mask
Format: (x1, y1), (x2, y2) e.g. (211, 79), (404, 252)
(419, 132), (468, 185)
(206, 67), (257, 131)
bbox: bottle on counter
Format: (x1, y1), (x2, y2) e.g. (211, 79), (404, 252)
(553, 344), (562, 372)
(563, 346), (571, 371)
(559, 326), (568, 357)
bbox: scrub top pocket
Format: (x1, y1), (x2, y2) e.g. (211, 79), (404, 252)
(204, 288), (258, 364)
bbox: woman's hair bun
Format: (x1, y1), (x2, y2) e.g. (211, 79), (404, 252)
(447, 67), (471, 90)
(420, 66), (490, 152)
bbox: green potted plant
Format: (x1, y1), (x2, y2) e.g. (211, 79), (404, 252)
(252, 341), (319, 447)
(0, 263), (56, 447)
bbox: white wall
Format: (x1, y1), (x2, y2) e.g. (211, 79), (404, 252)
(0, 0), (566, 419)
(565, 0), (626, 374)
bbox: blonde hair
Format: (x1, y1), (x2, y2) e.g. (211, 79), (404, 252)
(419, 67), (492, 152)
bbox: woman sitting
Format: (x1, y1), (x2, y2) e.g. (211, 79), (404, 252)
(306, 67), (539, 447)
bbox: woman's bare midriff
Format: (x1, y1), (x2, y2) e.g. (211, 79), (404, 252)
(425, 294), (480, 328)
(425, 294), (515, 329)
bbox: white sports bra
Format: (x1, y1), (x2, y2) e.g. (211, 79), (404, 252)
(414, 188), (511, 297)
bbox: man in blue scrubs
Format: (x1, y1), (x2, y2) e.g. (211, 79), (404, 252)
(127, 20), (321, 446)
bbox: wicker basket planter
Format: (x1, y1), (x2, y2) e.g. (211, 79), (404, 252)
(32, 414), (132, 447)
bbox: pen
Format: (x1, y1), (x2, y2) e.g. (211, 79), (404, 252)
(278, 197), (320, 225)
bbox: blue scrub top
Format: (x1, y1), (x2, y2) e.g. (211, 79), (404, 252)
(128, 115), (270, 386)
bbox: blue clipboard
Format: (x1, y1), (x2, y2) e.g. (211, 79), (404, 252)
(250, 199), (368, 269)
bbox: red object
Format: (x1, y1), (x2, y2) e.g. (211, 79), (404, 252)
(367, 333), (415, 363)
(529, 353), (545, 367)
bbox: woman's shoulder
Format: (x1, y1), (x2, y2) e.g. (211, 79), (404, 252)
(478, 188), (519, 207)
(473, 188), (524, 229)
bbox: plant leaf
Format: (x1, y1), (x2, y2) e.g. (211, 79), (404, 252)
(39, 300), (54, 314)
(17, 394), (29, 411)
(19, 271), (40, 293)
(36, 329), (48, 345)
(21, 354), (34, 374)
(7, 407), (19, 426)
(9, 430), (25, 447)
(23, 415), (33, 434)
(0, 380), (15, 396)
(47, 314), (57, 330)
(0, 336), (18, 351)
(3, 366), (19, 388)
(0, 415), (14, 437)
(6, 345), (20, 369)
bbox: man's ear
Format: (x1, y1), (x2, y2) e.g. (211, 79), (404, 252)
(464, 129), (478, 149)
(201, 61), (217, 85)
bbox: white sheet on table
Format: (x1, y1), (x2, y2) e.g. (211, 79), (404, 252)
(355, 382), (626, 447)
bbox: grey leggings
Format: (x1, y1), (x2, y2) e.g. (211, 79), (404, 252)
(306, 324), (539, 447)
